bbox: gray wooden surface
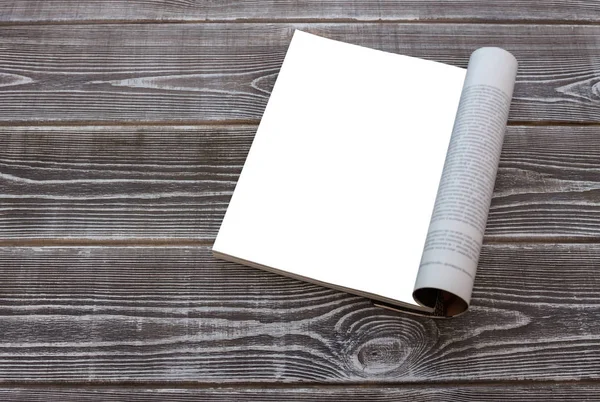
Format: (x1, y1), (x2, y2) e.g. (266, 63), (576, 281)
(1, 1), (599, 400)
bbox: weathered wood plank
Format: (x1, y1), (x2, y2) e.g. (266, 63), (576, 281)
(0, 243), (599, 382)
(0, 23), (599, 123)
(491, 125), (600, 240)
(1, 1), (599, 23)
(0, 125), (247, 241)
(2, 125), (600, 241)
(1, 384), (599, 401)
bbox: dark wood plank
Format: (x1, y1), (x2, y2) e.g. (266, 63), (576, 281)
(2, 125), (600, 242)
(1, 1), (599, 23)
(1, 384), (599, 401)
(0, 23), (599, 123)
(491, 125), (600, 240)
(0, 243), (599, 382)
(0, 125), (249, 241)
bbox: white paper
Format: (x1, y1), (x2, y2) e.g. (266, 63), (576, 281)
(213, 30), (466, 309)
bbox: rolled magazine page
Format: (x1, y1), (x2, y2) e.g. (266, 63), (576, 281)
(412, 48), (518, 317)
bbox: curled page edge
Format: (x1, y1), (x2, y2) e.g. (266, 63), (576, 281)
(412, 47), (518, 318)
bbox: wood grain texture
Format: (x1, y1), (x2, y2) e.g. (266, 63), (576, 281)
(1, 1), (599, 23)
(0, 125), (249, 241)
(2, 125), (600, 242)
(0, 243), (599, 382)
(2, 384), (600, 401)
(1, 23), (600, 123)
(0, 0), (597, 396)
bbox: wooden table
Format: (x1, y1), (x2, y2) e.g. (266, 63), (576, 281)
(1, 1), (600, 400)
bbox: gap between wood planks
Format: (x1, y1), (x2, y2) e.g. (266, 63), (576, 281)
(0, 121), (599, 128)
(1, 18), (600, 26)
(1, 238), (599, 247)
(1, 378), (600, 389)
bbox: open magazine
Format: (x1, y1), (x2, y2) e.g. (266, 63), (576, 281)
(213, 30), (518, 318)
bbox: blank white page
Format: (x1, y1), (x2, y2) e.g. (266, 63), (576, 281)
(213, 30), (466, 308)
